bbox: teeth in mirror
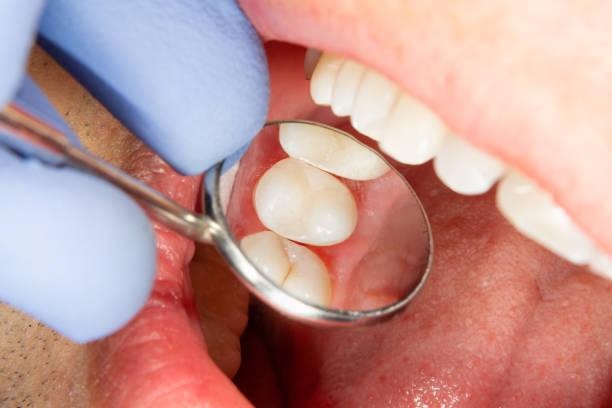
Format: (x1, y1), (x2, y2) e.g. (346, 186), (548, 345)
(254, 158), (358, 246)
(241, 231), (332, 307)
(279, 122), (389, 181)
(306, 49), (612, 278)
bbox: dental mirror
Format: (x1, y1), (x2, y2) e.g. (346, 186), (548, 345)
(0, 106), (432, 327)
(204, 120), (433, 326)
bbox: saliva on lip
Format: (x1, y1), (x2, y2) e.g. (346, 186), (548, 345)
(225, 122), (431, 312)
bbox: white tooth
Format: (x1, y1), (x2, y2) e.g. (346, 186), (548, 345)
(497, 171), (596, 264)
(241, 231), (291, 285)
(282, 239), (332, 306)
(241, 231), (332, 306)
(255, 158), (358, 246)
(434, 135), (506, 195)
(331, 60), (366, 116)
(310, 53), (344, 105)
(350, 70), (398, 140)
(589, 251), (612, 281)
(279, 122), (389, 181)
(379, 94), (448, 165)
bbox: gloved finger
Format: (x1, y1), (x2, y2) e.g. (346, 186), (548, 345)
(0, 79), (157, 343)
(38, 0), (270, 176)
(0, 0), (46, 106)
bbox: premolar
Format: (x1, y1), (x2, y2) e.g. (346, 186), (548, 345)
(331, 60), (366, 116)
(254, 158), (358, 246)
(310, 53), (343, 105)
(350, 70), (398, 140)
(379, 94), (447, 165)
(241, 231), (332, 306)
(279, 122), (389, 181)
(434, 135), (506, 195)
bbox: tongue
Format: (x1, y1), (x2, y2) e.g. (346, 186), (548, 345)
(89, 148), (251, 407)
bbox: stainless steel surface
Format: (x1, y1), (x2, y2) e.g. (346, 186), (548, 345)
(0, 107), (433, 326)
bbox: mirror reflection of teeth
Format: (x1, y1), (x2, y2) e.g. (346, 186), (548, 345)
(254, 157), (358, 246)
(279, 122), (389, 181)
(241, 231), (332, 307)
(309, 49), (612, 279)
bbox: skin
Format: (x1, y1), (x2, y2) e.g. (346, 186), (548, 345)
(2, 1), (612, 405)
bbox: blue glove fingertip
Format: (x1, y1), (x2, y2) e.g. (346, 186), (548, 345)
(39, 0), (269, 175)
(0, 0), (46, 107)
(0, 149), (157, 343)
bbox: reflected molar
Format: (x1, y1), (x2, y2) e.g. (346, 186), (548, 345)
(279, 122), (389, 181)
(241, 231), (332, 306)
(496, 171), (596, 264)
(254, 158), (358, 246)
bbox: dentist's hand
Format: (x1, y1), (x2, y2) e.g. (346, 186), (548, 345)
(0, 0), (269, 343)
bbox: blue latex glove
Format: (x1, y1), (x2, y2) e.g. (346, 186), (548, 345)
(0, 0), (269, 343)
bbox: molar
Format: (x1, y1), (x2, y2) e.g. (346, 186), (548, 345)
(254, 158), (358, 246)
(279, 122), (389, 181)
(241, 231), (332, 306)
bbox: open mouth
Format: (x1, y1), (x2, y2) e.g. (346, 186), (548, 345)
(7, 1), (612, 406)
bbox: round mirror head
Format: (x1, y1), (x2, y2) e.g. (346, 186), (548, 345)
(204, 120), (432, 325)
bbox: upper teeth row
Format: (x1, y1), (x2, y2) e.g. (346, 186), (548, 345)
(308, 51), (612, 279)
(311, 53), (507, 196)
